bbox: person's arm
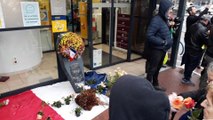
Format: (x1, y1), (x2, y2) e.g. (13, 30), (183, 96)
(201, 28), (210, 45)
(197, 7), (209, 19)
(187, 8), (209, 26)
(146, 17), (167, 46)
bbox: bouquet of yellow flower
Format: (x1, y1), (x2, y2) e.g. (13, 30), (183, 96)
(58, 32), (85, 62)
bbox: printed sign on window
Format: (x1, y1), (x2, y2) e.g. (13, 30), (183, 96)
(21, 2), (41, 26)
(51, 16), (67, 33)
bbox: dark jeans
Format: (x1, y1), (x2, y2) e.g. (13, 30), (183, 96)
(183, 51), (203, 80)
(146, 49), (166, 86)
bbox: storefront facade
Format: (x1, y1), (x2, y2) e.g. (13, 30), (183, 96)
(0, 0), (186, 95)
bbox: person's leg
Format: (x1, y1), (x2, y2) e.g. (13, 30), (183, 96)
(146, 49), (165, 86)
(146, 49), (155, 84)
(153, 50), (166, 86)
(182, 52), (201, 85)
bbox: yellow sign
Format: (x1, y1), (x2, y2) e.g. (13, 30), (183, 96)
(79, 2), (88, 39)
(79, 2), (87, 15)
(52, 19), (67, 33)
(80, 15), (88, 39)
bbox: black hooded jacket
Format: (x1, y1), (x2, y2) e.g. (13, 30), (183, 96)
(109, 75), (170, 120)
(146, 0), (173, 52)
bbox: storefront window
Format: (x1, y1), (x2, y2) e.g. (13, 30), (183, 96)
(0, 0), (58, 94)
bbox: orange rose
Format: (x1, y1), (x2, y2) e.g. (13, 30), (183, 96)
(172, 97), (183, 110)
(183, 97), (195, 109)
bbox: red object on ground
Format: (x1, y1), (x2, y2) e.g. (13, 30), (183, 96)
(0, 90), (64, 120)
(0, 76), (9, 82)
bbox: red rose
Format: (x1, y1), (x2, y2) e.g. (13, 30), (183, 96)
(183, 97), (195, 109)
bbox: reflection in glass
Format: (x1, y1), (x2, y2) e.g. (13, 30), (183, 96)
(131, 0), (150, 60)
(0, 30), (58, 94)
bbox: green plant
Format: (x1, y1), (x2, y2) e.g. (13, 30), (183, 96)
(64, 95), (73, 105)
(97, 85), (105, 94)
(75, 107), (82, 117)
(187, 108), (202, 120)
(51, 101), (63, 108)
(37, 110), (44, 116)
(85, 79), (97, 85)
(107, 68), (127, 89)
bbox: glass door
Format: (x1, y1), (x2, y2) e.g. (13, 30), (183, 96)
(82, 0), (132, 69)
(130, 0), (151, 60)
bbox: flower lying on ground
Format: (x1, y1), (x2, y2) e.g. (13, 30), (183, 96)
(82, 68), (127, 95)
(37, 110), (44, 120)
(0, 99), (9, 108)
(75, 89), (99, 111)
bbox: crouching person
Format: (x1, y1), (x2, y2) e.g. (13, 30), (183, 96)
(109, 75), (170, 120)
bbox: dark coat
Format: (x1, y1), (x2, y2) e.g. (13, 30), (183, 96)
(186, 21), (208, 56)
(109, 75), (170, 120)
(206, 25), (213, 57)
(184, 8), (209, 43)
(146, 0), (173, 52)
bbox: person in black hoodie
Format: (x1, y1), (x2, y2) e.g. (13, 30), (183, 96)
(146, 0), (173, 91)
(109, 75), (170, 120)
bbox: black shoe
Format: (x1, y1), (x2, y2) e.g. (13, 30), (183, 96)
(181, 79), (195, 86)
(154, 86), (166, 91)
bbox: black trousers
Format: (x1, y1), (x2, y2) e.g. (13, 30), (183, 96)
(183, 51), (203, 80)
(146, 49), (166, 86)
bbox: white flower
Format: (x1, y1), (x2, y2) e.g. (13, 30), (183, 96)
(100, 82), (106, 88)
(83, 85), (91, 90)
(37, 114), (43, 120)
(168, 92), (184, 112)
(76, 83), (84, 88)
(3, 99), (9, 105)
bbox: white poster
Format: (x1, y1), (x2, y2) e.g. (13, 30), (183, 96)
(93, 49), (102, 68)
(50, 0), (66, 15)
(21, 2), (41, 26)
(0, 3), (5, 28)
